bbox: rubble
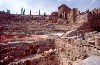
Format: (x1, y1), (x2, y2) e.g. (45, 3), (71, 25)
(0, 4), (100, 65)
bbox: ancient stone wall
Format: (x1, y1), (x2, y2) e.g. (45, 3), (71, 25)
(54, 38), (89, 65)
(68, 8), (81, 24)
(76, 13), (88, 24)
(0, 38), (55, 65)
(78, 8), (100, 32)
(58, 4), (71, 19)
(57, 4), (88, 24)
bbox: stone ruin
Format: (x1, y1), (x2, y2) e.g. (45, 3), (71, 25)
(0, 4), (100, 65)
(50, 4), (100, 32)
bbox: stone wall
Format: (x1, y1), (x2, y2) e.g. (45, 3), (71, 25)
(54, 38), (89, 65)
(0, 38), (55, 65)
(78, 8), (100, 32)
(78, 13), (88, 23)
(58, 4), (71, 19)
(68, 8), (81, 24)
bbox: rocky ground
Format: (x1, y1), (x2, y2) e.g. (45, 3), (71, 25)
(0, 37), (56, 65)
(0, 31), (100, 65)
(0, 10), (100, 65)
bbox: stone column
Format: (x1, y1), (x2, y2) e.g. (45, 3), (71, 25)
(64, 12), (66, 19)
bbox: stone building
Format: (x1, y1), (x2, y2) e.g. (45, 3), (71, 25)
(49, 4), (100, 32)
(49, 4), (81, 24)
(58, 4), (80, 24)
(68, 8), (80, 24)
(58, 4), (71, 19)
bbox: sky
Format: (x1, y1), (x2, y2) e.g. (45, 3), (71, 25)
(0, 0), (100, 15)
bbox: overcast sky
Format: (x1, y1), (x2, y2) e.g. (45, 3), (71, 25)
(0, 0), (100, 15)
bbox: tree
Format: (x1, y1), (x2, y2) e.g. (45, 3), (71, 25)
(21, 7), (23, 14)
(23, 9), (25, 15)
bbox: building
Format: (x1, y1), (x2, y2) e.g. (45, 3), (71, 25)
(58, 4), (71, 19)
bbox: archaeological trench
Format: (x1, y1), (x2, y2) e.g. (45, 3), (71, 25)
(0, 4), (100, 65)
